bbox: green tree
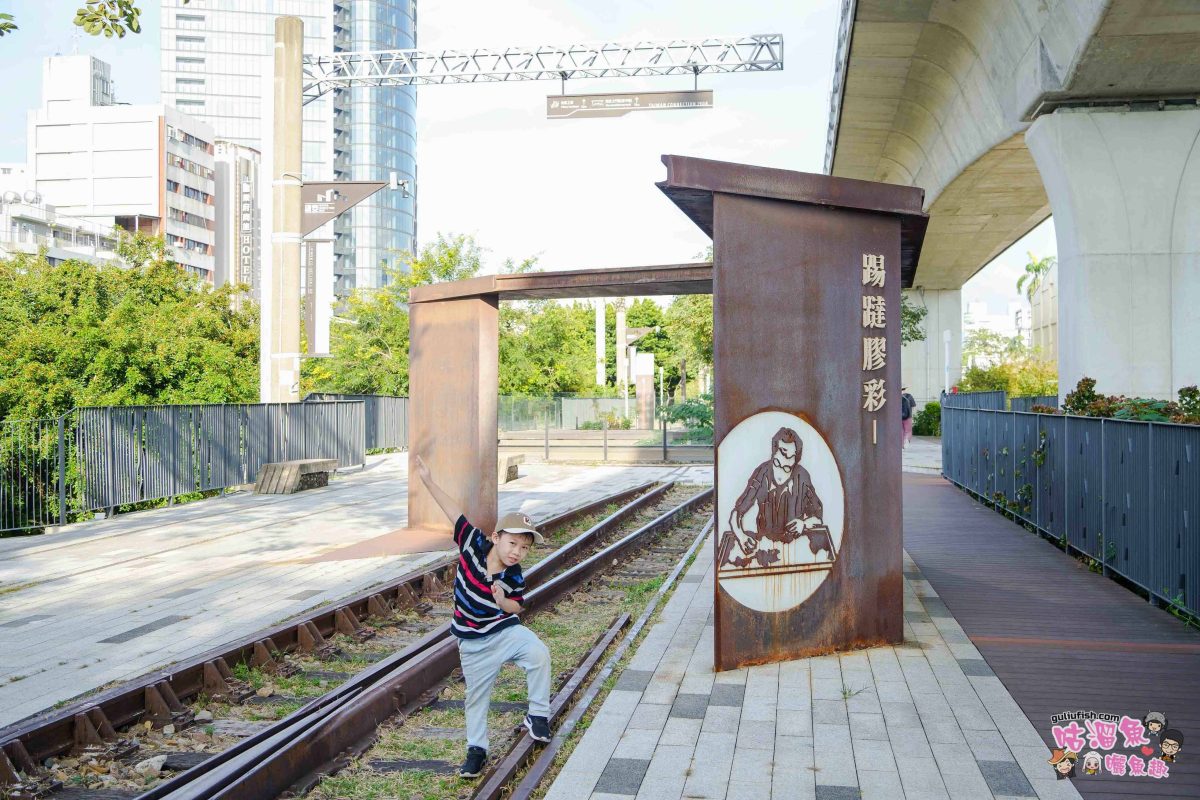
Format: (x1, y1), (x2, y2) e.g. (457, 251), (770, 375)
(303, 233), (484, 396)
(1, 2), (190, 39)
(1017, 252), (1055, 301)
(499, 301), (596, 395)
(0, 233), (259, 420)
(900, 292), (928, 345)
(663, 293), (713, 390)
(962, 329), (1027, 368)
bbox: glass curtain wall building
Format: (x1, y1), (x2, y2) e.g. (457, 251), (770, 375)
(161, 1), (417, 295)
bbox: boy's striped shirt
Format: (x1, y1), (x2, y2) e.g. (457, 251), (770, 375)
(451, 514), (526, 640)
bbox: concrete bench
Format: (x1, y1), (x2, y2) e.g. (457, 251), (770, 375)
(499, 453), (525, 484)
(254, 459), (339, 495)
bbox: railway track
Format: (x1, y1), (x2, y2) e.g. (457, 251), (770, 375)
(1, 481), (713, 800)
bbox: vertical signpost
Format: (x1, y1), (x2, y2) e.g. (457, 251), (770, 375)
(657, 155), (927, 669)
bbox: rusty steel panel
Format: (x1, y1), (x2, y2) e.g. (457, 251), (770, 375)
(408, 295), (500, 532)
(657, 154), (927, 287)
(707, 191), (908, 670)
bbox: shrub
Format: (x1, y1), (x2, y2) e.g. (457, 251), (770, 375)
(1060, 378), (1200, 425)
(660, 394), (713, 438)
(912, 401), (941, 436)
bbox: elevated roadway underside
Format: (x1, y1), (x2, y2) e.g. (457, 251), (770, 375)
(827, 0), (1200, 289)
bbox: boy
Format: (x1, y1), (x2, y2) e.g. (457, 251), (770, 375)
(413, 455), (552, 779)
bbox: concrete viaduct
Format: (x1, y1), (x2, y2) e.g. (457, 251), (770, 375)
(826, 0), (1200, 403)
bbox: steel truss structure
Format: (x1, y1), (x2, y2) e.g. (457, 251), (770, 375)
(302, 34), (784, 103)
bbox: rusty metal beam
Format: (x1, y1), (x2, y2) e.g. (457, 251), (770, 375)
(408, 262), (713, 304)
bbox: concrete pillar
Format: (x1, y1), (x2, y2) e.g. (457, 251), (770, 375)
(267, 16), (303, 402)
(1026, 106), (1200, 400)
(408, 296), (499, 532)
(594, 298), (605, 386)
(614, 299), (627, 394)
(899, 288), (961, 406)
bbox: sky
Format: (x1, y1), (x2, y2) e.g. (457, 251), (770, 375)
(0, 0), (1056, 320)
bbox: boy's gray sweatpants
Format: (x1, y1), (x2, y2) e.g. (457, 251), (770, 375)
(457, 624), (552, 751)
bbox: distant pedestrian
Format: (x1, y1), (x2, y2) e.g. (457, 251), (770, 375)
(900, 387), (916, 447)
(412, 455), (553, 779)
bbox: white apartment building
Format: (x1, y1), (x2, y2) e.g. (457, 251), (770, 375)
(213, 140), (262, 304)
(0, 199), (122, 266)
(161, 1), (417, 295)
(27, 55), (217, 280)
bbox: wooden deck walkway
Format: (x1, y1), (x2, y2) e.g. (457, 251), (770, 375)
(904, 473), (1200, 800)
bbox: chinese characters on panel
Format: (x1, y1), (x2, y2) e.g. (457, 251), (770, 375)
(861, 254), (886, 443)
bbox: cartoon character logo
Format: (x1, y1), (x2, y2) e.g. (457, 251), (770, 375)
(1144, 712), (1167, 738)
(1048, 748), (1078, 780)
(1081, 751), (1102, 775)
(1160, 729), (1184, 763)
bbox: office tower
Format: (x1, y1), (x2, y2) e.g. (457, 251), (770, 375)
(29, 54), (217, 279)
(161, 1), (417, 295)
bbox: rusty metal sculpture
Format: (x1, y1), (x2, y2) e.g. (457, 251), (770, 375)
(657, 154), (927, 669)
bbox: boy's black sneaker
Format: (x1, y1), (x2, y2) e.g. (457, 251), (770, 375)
(524, 714), (551, 743)
(459, 746), (487, 778)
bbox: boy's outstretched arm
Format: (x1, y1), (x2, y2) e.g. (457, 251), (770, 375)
(412, 454), (463, 524)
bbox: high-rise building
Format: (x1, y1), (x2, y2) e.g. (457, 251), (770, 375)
(27, 54), (217, 279)
(213, 141), (262, 306)
(160, 1), (417, 295)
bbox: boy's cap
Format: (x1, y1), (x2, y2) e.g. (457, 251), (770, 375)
(497, 512), (544, 544)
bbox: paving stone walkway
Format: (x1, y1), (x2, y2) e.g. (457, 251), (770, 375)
(546, 497), (1081, 800)
(0, 455), (712, 728)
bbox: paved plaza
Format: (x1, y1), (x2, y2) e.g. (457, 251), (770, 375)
(547, 537), (1080, 800)
(0, 455), (712, 728)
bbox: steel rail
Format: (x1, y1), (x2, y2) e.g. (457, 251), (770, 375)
(0, 480), (658, 785)
(158, 486), (712, 800)
(472, 611), (632, 800)
(509, 515), (715, 799)
(129, 480), (673, 800)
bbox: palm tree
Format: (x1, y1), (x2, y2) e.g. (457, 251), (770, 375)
(1017, 252), (1055, 301)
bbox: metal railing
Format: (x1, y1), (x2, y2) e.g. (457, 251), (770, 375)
(2, 401), (366, 534)
(498, 395), (658, 431)
(1009, 395), (1058, 413)
(941, 390), (1006, 410)
(942, 392), (1200, 618)
(304, 393), (408, 450)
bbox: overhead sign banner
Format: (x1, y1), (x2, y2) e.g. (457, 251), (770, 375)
(301, 181), (387, 236)
(547, 89), (713, 119)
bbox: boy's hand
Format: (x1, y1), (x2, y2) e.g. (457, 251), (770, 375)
(491, 582), (506, 603)
(413, 454), (432, 485)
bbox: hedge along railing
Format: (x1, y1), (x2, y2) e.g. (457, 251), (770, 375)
(1009, 394), (1058, 413)
(304, 393), (408, 450)
(942, 400), (1200, 619)
(1, 401), (366, 534)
